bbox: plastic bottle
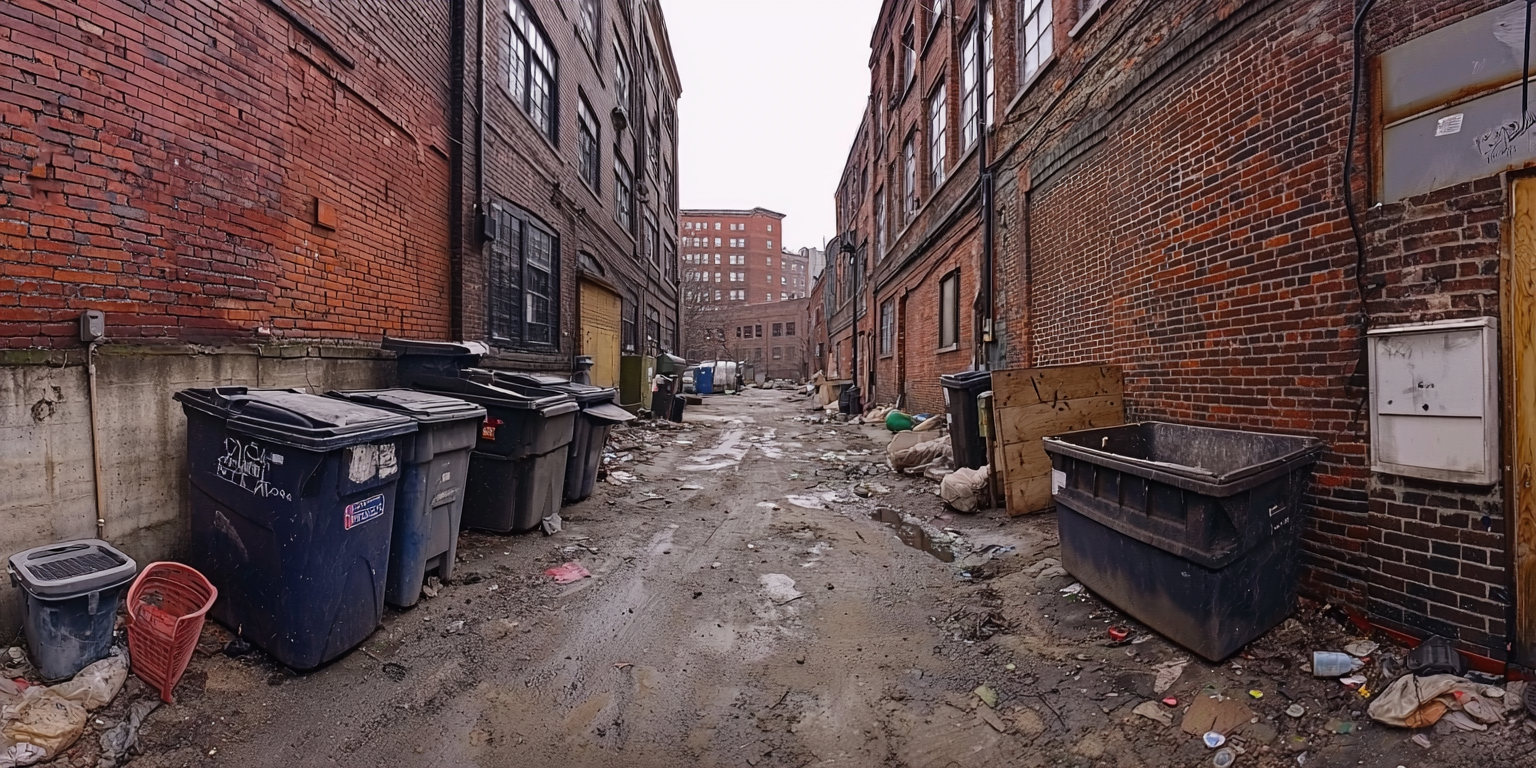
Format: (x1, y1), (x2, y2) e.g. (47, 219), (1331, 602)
(1312, 651), (1365, 677)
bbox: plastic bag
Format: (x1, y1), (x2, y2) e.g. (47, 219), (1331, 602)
(1367, 673), (1502, 728)
(941, 465), (990, 513)
(889, 438), (951, 473)
(49, 653), (127, 712)
(3, 688), (86, 758)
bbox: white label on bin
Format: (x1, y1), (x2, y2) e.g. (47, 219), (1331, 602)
(344, 494), (387, 530)
(1051, 469), (1066, 495)
(269, 453), (284, 466)
(441, 471), (452, 484)
(347, 443), (399, 483)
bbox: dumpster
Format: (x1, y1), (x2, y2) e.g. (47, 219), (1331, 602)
(1042, 422), (1323, 661)
(326, 389), (486, 607)
(175, 387), (418, 669)
(412, 376), (578, 533)
(8, 540), (137, 681)
(941, 371), (992, 469)
(382, 336), (487, 387)
(484, 372), (633, 503)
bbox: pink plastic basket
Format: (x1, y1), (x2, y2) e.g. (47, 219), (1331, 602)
(125, 562), (216, 703)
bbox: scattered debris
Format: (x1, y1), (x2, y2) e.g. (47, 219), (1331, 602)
(1060, 583), (1085, 597)
(1153, 659), (1189, 695)
(606, 471), (638, 486)
(1311, 651), (1364, 678)
(1133, 700), (1174, 726)
(1412, 733), (1432, 748)
(544, 562), (592, 584)
(1203, 731), (1226, 748)
(541, 513), (563, 536)
(940, 465), (991, 513)
(1405, 635), (1467, 677)
(1285, 704), (1305, 718)
(759, 574), (803, 605)
(1344, 640), (1379, 658)
(1181, 695), (1254, 737)
(96, 699), (161, 768)
(973, 685), (998, 708)
(1107, 627), (1129, 643)
(1368, 673), (1504, 728)
(680, 483), (702, 491)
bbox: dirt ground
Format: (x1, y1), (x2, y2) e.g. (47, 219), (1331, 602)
(48, 387), (1536, 767)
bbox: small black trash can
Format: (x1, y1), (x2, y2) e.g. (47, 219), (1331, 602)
(1042, 422), (1323, 661)
(382, 336), (488, 387)
(940, 371), (992, 469)
(412, 376), (578, 533)
(325, 390), (486, 608)
(175, 387), (418, 670)
(8, 540), (137, 681)
(485, 372), (635, 503)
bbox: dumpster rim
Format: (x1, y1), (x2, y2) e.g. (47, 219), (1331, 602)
(1041, 421), (1324, 494)
(324, 389), (488, 425)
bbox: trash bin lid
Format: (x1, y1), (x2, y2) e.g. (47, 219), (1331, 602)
(412, 375), (579, 417)
(174, 387), (418, 450)
(8, 539), (137, 597)
(325, 389), (488, 425)
(492, 372), (622, 407)
(381, 336), (489, 358)
(583, 401), (637, 423)
(940, 370), (993, 390)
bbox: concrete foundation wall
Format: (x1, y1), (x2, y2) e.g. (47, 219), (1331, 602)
(0, 345), (392, 636)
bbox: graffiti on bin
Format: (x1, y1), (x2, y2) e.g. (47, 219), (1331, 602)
(216, 437), (293, 501)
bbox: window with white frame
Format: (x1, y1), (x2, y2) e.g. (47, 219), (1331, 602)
(903, 133), (916, 214)
(508, 0), (556, 142)
(1019, 0), (1054, 84)
(930, 83), (947, 190)
(961, 24), (979, 150)
(613, 41), (630, 112)
(875, 187), (887, 257)
(614, 157), (633, 230)
(578, 0), (598, 50)
(902, 22), (915, 89)
(879, 299), (894, 355)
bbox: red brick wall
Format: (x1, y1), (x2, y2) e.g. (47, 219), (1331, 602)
(0, 0), (454, 347)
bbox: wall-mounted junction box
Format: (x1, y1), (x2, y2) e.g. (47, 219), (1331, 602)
(1368, 317), (1498, 485)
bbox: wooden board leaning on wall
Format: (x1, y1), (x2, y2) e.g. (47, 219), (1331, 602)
(992, 365), (1125, 517)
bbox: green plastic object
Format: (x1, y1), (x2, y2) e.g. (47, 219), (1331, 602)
(885, 411), (914, 432)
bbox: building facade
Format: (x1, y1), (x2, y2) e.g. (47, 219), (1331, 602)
(0, 0), (679, 629)
(818, 0), (1536, 665)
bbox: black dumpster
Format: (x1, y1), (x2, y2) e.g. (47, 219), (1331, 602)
(175, 387), (418, 670)
(8, 540), (137, 681)
(1041, 422), (1323, 661)
(325, 390), (486, 608)
(411, 376), (578, 533)
(940, 371), (992, 469)
(486, 372), (634, 503)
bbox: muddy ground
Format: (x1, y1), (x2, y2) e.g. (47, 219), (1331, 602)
(47, 388), (1536, 766)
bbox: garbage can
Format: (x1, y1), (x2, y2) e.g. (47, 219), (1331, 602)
(653, 375), (677, 422)
(325, 389), (486, 607)
(8, 540), (137, 681)
(940, 371), (992, 469)
(1041, 422), (1323, 661)
(484, 372), (634, 503)
(411, 376), (578, 533)
(174, 387), (418, 670)
(382, 336), (488, 387)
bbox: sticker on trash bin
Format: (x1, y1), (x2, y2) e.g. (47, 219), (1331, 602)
(1051, 469), (1066, 495)
(346, 443), (399, 483)
(344, 494), (386, 530)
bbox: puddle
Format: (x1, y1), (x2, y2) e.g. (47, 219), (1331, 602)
(871, 508), (955, 563)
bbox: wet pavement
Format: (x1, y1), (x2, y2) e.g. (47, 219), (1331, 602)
(53, 388), (1536, 766)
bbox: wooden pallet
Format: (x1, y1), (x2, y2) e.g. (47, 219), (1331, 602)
(992, 364), (1125, 516)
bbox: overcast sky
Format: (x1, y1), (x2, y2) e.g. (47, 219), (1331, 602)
(661, 0), (882, 252)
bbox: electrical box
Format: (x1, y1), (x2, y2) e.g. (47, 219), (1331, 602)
(79, 310), (104, 342)
(1367, 317), (1498, 485)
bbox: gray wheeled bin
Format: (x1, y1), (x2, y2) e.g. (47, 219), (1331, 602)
(411, 376), (578, 533)
(325, 390), (486, 608)
(175, 387), (418, 670)
(1042, 422), (1323, 661)
(8, 540), (137, 681)
(490, 372), (635, 503)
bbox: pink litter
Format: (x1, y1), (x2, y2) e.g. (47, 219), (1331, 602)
(544, 562), (591, 584)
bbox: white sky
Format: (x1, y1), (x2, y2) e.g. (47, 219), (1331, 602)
(661, 0), (883, 251)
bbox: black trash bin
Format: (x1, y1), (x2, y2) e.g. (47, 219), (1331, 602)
(325, 390), (486, 608)
(8, 540), (137, 681)
(653, 375), (677, 422)
(411, 376), (578, 533)
(175, 387), (418, 670)
(940, 371), (992, 469)
(1041, 422), (1323, 661)
(382, 336), (487, 387)
(485, 372), (635, 503)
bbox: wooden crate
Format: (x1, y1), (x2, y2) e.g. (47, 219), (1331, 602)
(992, 364), (1125, 516)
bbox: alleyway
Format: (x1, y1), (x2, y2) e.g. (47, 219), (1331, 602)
(88, 389), (1532, 768)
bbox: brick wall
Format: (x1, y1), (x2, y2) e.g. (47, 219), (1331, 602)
(0, 0), (455, 347)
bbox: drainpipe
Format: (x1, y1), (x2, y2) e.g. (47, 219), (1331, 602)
(447, 0), (467, 340)
(86, 342), (107, 539)
(976, 0), (996, 371)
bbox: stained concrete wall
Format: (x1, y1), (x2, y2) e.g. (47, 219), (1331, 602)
(0, 345), (394, 635)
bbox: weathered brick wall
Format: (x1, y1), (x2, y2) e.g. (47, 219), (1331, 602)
(0, 0), (455, 348)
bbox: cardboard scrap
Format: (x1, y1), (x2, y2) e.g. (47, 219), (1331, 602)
(1180, 695), (1254, 736)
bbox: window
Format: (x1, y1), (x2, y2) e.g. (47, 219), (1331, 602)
(1020, 0), (1054, 84)
(508, 0), (557, 142)
(714, 237), (722, 246)
(929, 83), (947, 189)
(961, 25), (979, 150)
(772, 347), (782, 360)
(755, 324), (763, 337)
(984, 7), (995, 126)
(772, 323), (783, 337)
(487, 202), (559, 349)
(781, 276), (787, 285)
(927, 0), (944, 35)
(613, 42), (631, 112)
(736, 327), (743, 338)
(645, 211), (658, 265)
(766, 293), (774, 302)
(646, 306), (660, 354)
(664, 236), (676, 283)
(767, 240), (773, 248)
(665, 316), (677, 352)
(786, 322), (796, 336)
(578, 0), (598, 49)
(939, 271), (960, 348)
(663, 162), (674, 210)
(647, 119), (660, 176)
(780, 292), (789, 300)
(577, 95), (600, 191)
(715, 222), (721, 230)
(768, 224), (774, 232)
(614, 158), (633, 230)
(880, 299), (894, 355)
(622, 302), (636, 352)
(902, 22), (915, 90)
(903, 132), (916, 213)
(875, 187), (887, 257)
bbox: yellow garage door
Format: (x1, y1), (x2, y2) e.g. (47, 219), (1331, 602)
(580, 279), (621, 389)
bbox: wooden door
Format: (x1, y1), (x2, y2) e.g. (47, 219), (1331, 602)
(580, 279), (621, 389)
(1510, 176), (1536, 664)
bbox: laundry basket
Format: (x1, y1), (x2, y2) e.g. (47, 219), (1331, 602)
(125, 562), (216, 703)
